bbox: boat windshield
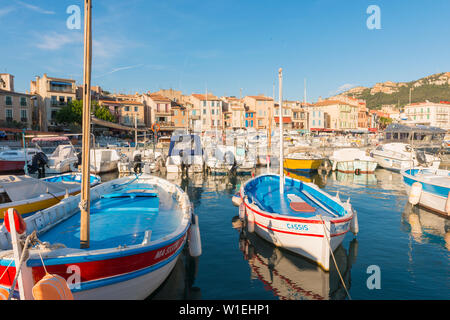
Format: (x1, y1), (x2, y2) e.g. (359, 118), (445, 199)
(32, 137), (72, 155)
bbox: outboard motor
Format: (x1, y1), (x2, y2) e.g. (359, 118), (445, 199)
(133, 153), (142, 174)
(28, 152), (49, 178)
(415, 150), (428, 166)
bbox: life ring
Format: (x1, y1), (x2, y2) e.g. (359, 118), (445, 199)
(152, 123), (160, 133)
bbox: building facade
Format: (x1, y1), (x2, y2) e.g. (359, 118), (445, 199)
(0, 75), (33, 129)
(313, 100), (358, 131)
(243, 95), (274, 129)
(30, 74), (76, 131)
(403, 101), (450, 129)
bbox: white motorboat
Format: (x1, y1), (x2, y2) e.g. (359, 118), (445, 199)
(31, 136), (79, 174)
(370, 143), (440, 172)
(90, 148), (121, 174)
(329, 148), (378, 174)
(165, 134), (204, 174)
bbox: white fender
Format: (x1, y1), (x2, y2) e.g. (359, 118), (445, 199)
(232, 194), (242, 207)
(188, 214), (202, 257)
(350, 210), (359, 235)
(239, 201), (246, 220)
(246, 210), (255, 233)
(408, 182), (422, 205)
(445, 191), (450, 215)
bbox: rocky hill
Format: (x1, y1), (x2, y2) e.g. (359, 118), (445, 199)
(334, 72), (450, 109)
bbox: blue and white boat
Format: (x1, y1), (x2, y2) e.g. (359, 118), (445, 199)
(0, 174), (201, 300)
(401, 168), (450, 216)
(238, 174), (356, 271)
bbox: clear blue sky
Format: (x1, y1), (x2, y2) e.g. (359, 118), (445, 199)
(1, 0), (450, 101)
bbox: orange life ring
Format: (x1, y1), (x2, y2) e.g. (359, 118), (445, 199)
(4, 209), (26, 235)
(152, 123), (160, 133)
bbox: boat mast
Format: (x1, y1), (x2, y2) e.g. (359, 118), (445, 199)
(80, 0), (93, 249)
(279, 68), (284, 194)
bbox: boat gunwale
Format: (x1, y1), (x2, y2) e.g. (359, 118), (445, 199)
(240, 173), (353, 224)
(401, 168), (450, 195)
(0, 174), (192, 266)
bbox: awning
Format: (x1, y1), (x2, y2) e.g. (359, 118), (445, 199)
(274, 117), (292, 123)
(91, 117), (148, 132)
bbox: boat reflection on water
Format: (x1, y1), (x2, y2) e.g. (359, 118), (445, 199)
(283, 169), (325, 188)
(232, 216), (358, 300)
(374, 168), (406, 192)
(147, 248), (202, 300)
(330, 171), (377, 186)
(402, 203), (450, 251)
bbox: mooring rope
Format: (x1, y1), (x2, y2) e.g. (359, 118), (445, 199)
(318, 214), (352, 300)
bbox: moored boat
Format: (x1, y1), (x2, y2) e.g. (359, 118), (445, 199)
(238, 174), (357, 271)
(0, 148), (40, 173)
(401, 168), (450, 216)
(0, 173), (100, 220)
(329, 148), (377, 174)
(0, 174), (201, 300)
(284, 152), (324, 173)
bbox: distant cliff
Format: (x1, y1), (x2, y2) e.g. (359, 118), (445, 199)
(334, 72), (450, 109)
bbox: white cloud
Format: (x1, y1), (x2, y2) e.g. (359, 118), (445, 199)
(16, 1), (55, 15)
(94, 64), (144, 79)
(36, 32), (82, 50)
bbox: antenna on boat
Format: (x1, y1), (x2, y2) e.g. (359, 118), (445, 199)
(80, 0), (93, 249)
(278, 68), (284, 194)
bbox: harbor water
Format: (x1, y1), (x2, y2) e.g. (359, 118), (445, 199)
(101, 166), (449, 300)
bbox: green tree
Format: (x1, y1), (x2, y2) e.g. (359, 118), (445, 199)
(55, 100), (116, 125)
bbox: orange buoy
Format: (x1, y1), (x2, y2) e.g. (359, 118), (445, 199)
(4, 209), (26, 235)
(0, 287), (9, 300)
(32, 274), (74, 300)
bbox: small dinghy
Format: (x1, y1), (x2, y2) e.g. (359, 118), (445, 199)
(0, 173), (100, 220)
(401, 168), (450, 216)
(0, 174), (201, 300)
(238, 174), (357, 271)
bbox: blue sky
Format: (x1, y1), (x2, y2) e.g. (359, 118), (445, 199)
(1, 0), (450, 101)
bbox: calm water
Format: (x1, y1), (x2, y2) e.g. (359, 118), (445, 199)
(100, 168), (449, 300)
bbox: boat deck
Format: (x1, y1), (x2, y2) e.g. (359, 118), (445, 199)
(245, 175), (345, 219)
(39, 183), (184, 250)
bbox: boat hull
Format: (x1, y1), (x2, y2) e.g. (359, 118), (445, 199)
(284, 159), (323, 172)
(0, 160), (25, 172)
(402, 170), (450, 216)
(331, 160), (378, 174)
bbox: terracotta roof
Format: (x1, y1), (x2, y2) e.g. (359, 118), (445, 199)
(148, 94), (171, 102)
(99, 99), (142, 105)
(313, 100), (349, 107)
(246, 95), (273, 101)
(191, 93), (219, 101)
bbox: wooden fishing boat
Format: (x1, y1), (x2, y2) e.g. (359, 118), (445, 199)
(0, 173), (101, 220)
(0, 174), (201, 300)
(401, 168), (450, 216)
(238, 174), (356, 271)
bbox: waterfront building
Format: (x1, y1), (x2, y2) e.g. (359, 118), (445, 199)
(142, 93), (173, 128)
(290, 101), (308, 131)
(403, 101), (450, 129)
(274, 102), (293, 129)
(189, 93), (223, 131)
(221, 97), (245, 129)
(0, 73), (33, 128)
(243, 95), (274, 129)
(30, 73), (76, 131)
(312, 100), (358, 131)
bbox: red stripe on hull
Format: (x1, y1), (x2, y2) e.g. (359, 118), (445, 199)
(0, 234), (187, 289)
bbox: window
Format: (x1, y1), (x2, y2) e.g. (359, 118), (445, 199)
(20, 97), (27, 106)
(212, 109), (215, 115)
(5, 109), (12, 120)
(203, 109), (206, 115)
(5, 96), (12, 106)
(174, 110), (178, 116)
(203, 101), (206, 107)
(51, 96), (57, 106)
(250, 120), (253, 127)
(124, 106), (130, 112)
(20, 109), (27, 121)
(134, 107), (138, 112)
(59, 96), (65, 105)
(313, 120), (315, 126)
(67, 97), (72, 104)
(192, 110), (196, 116)
(319, 120), (321, 126)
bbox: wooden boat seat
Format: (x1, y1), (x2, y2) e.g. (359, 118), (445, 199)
(287, 194), (316, 213)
